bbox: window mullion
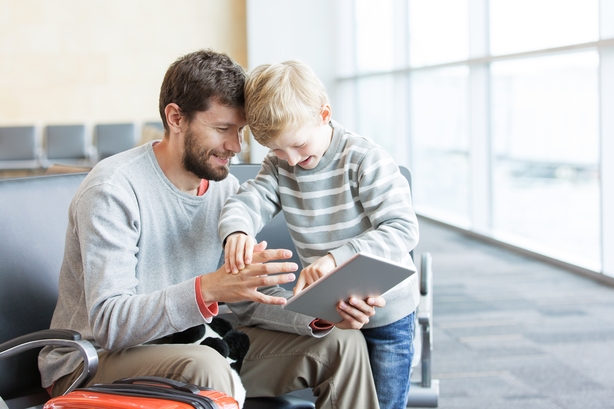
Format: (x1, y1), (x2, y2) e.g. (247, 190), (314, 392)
(468, 0), (491, 233)
(600, 0), (614, 277)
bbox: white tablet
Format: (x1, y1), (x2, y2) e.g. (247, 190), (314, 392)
(283, 252), (415, 322)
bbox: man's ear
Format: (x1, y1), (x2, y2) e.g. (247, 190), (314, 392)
(164, 103), (183, 133)
(320, 104), (332, 125)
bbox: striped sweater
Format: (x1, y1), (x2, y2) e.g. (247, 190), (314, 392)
(220, 120), (420, 329)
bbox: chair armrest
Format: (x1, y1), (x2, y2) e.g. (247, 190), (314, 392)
(407, 252), (439, 407)
(417, 315), (432, 388)
(417, 252), (433, 388)
(420, 253), (432, 297)
(0, 329), (98, 394)
(0, 329), (81, 352)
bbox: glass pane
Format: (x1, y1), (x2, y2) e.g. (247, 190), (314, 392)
(355, 75), (403, 163)
(334, 80), (357, 134)
(410, 66), (470, 224)
(491, 51), (600, 269)
(355, 0), (395, 72)
(490, 0), (599, 55)
(409, 0), (469, 67)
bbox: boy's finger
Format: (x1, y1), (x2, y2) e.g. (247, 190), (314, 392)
(224, 243), (232, 273)
(229, 238), (242, 274)
(234, 236), (246, 272)
(244, 238), (254, 266)
(293, 274), (307, 296)
(366, 296), (386, 308)
(253, 240), (267, 252)
(336, 302), (369, 328)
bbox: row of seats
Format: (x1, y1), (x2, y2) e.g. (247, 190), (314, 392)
(0, 122), (164, 170)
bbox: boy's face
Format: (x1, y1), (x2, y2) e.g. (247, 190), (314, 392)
(266, 105), (333, 170)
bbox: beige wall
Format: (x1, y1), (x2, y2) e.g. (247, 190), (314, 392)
(0, 0), (247, 128)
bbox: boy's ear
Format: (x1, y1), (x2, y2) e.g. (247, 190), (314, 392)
(320, 104), (332, 124)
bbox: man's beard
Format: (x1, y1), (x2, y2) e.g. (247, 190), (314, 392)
(182, 127), (234, 181)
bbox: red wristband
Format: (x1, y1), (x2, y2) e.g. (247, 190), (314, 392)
(195, 276), (218, 319)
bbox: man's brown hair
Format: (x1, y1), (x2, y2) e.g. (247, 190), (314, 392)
(159, 49), (247, 133)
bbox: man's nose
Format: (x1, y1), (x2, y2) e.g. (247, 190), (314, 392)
(225, 132), (242, 153)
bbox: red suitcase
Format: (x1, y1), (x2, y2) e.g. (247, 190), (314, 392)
(44, 377), (239, 409)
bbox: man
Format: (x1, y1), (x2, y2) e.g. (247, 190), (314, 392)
(39, 49), (381, 409)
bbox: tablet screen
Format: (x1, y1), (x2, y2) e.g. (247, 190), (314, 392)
(283, 252), (414, 322)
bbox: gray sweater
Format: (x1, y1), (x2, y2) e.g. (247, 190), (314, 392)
(220, 121), (420, 330)
(38, 142), (239, 388)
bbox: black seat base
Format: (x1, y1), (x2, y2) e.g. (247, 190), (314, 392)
(245, 395), (316, 409)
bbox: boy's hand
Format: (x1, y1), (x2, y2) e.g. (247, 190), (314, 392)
(224, 232), (257, 274)
(320, 296), (387, 330)
(293, 254), (336, 295)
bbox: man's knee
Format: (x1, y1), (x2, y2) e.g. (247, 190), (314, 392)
(171, 344), (234, 385)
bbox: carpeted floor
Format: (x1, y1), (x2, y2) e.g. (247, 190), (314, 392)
(413, 217), (614, 409)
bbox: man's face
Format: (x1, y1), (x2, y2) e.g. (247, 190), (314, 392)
(182, 102), (246, 181)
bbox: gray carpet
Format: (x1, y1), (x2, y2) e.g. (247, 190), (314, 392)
(413, 217), (614, 409)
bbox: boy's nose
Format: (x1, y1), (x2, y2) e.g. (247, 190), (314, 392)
(286, 151), (300, 166)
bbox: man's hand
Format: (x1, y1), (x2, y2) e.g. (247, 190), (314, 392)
(320, 296), (387, 330)
(293, 254), (336, 296)
(224, 232), (258, 274)
(201, 248), (297, 305)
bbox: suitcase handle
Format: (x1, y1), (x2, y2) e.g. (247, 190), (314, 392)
(113, 376), (201, 394)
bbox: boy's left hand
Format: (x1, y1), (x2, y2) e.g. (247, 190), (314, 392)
(332, 296), (387, 330)
(293, 254), (336, 296)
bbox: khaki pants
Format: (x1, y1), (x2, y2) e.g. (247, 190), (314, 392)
(54, 328), (380, 409)
(239, 326), (379, 409)
(52, 343), (237, 398)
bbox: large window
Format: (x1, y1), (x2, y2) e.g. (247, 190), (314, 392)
(355, 75), (399, 160)
(409, 0), (469, 66)
(410, 66), (470, 225)
(489, 0), (599, 55)
(355, 0), (396, 72)
(491, 52), (600, 268)
(335, 0), (613, 276)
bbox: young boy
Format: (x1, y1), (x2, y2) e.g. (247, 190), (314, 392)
(218, 61), (420, 409)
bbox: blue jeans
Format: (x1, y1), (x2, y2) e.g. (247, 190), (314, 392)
(361, 312), (415, 409)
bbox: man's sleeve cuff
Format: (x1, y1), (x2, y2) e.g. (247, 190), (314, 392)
(310, 318), (334, 331)
(195, 276), (219, 321)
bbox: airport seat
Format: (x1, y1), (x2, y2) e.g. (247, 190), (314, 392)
(144, 121), (164, 130)
(0, 125), (39, 170)
(0, 173), (98, 409)
(140, 121), (165, 145)
(94, 123), (137, 160)
(43, 124), (92, 167)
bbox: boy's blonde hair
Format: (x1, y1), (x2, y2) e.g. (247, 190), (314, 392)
(245, 60), (330, 145)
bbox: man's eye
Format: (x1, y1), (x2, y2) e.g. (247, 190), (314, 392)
(217, 128), (228, 133)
